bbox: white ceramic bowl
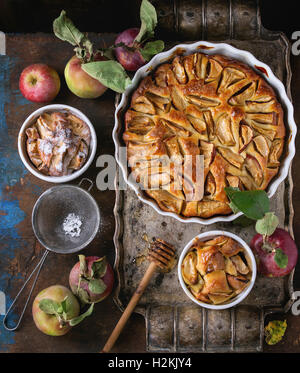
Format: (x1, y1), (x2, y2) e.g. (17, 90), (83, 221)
(177, 230), (257, 310)
(113, 40), (297, 225)
(18, 104), (97, 183)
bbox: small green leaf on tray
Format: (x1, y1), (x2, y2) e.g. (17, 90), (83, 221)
(255, 212), (279, 237)
(135, 0), (157, 43)
(140, 40), (165, 61)
(265, 320), (287, 345)
(39, 299), (60, 315)
(69, 303), (94, 327)
(82, 61), (132, 93)
(92, 257), (107, 278)
(53, 10), (85, 47)
(225, 187), (270, 220)
(88, 278), (107, 294)
(274, 248), (288, 269)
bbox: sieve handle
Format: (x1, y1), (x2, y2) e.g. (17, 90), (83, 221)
(78, 178), (93, 192)
(3, 250), (49, 331)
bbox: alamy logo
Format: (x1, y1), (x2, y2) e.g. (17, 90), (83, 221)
(291, 291), (300, 316)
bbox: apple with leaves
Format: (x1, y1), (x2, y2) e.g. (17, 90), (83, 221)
(64, 54), (107, 98)
(53, 0), (164, 95)
(69, 255), (114, 304)
(32, 285), (94, 336)
(53, 10), (107, 98)
(114, 0), (164, 71)
(225, 187), (298, 277)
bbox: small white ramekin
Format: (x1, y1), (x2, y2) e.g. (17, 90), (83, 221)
(18, 104), (97, 183)
(178, 230), (257, 310)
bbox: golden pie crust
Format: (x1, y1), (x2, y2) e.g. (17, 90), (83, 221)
(123, 52), (285, 218)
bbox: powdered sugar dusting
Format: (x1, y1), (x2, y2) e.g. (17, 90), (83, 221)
(63, 213), (82, 237)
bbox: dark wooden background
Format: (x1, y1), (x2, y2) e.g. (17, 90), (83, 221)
(1, 0), (300, 353)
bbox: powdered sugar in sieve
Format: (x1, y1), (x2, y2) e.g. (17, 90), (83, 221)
(62, 213), (82, 237)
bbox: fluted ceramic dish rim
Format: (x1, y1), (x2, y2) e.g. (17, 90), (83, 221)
(18, 104), (97, 183)
(113, 40), (297, 225)
(177, 230), (257, 310)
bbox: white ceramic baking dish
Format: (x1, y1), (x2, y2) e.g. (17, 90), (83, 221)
(113, 41), (297, 225)
(177, 230), (257, 310)
(18, 104), (97, 183)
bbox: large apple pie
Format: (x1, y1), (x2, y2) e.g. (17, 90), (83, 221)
(123, 52), (285, 218)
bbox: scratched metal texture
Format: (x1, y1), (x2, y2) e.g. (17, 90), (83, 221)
(113, 0), (295, 352)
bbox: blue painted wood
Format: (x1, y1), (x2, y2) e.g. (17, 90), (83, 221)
(0, 54), (31, 351)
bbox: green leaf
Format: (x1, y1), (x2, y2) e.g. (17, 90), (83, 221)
(39, 299), (60, 315)
(140, 40), (165, 61)
(69, 303), (94, 327)
(77, 286), (90, 305)
(225, 187), (270, 220)
(135, 0), (158, 43)
(53, 10), (85, 47)
(255, 212), (279, 236)
(92, 257), (107, 278)
(229, 201), (240, 214)
(82, 61), (132, 93)
(274, 249), (288, 269)
(88, 278), (107, 294)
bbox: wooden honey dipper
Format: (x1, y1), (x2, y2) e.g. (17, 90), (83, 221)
(101, 238), (175, 353)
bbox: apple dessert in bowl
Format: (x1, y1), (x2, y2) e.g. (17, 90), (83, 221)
(178, 230), (256, 309)
(18, 104), (97, 183)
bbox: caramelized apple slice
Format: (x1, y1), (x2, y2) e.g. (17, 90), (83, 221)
(172, 56), (187, 84)
(208, 292), (235, 305)
(227, 275), (248, 290)
(207, 252), (225, 272)
(182, 251), (200, 286)
(225, 257), (238, 276)
(202, 270), (231, 294)
(268, 139), (284, 167)
(132, 96), (156, 114)
(253, 135), (270, 157)
(218, 147), (244, 169)
(218, 238), (243, 257)
(228, 82), (256, 105)
(244, 154), (263, 186)
(218, 67), (245, 93)
(239, 124), (253, 153)
(231, 255), (249, 275)
(216, 113), (235, 145)
(196, 246), (218, 276)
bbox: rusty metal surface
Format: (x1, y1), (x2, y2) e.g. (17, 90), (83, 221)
(113, 0), (295, 352)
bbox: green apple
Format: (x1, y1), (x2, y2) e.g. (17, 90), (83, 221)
(64, 55), (107, 98)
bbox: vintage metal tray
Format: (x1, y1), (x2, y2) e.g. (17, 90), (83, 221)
(113, 0), (295, 352)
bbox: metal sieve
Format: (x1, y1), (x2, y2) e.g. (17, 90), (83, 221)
(3, 178), (100, 331)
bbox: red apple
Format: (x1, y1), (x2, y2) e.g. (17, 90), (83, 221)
(64, 54), (107, 98)
(69, 255), (114, 304)
(115, 28), (145, 71)
(19, 64), (60, 103)
(32, 285), (80, 336)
